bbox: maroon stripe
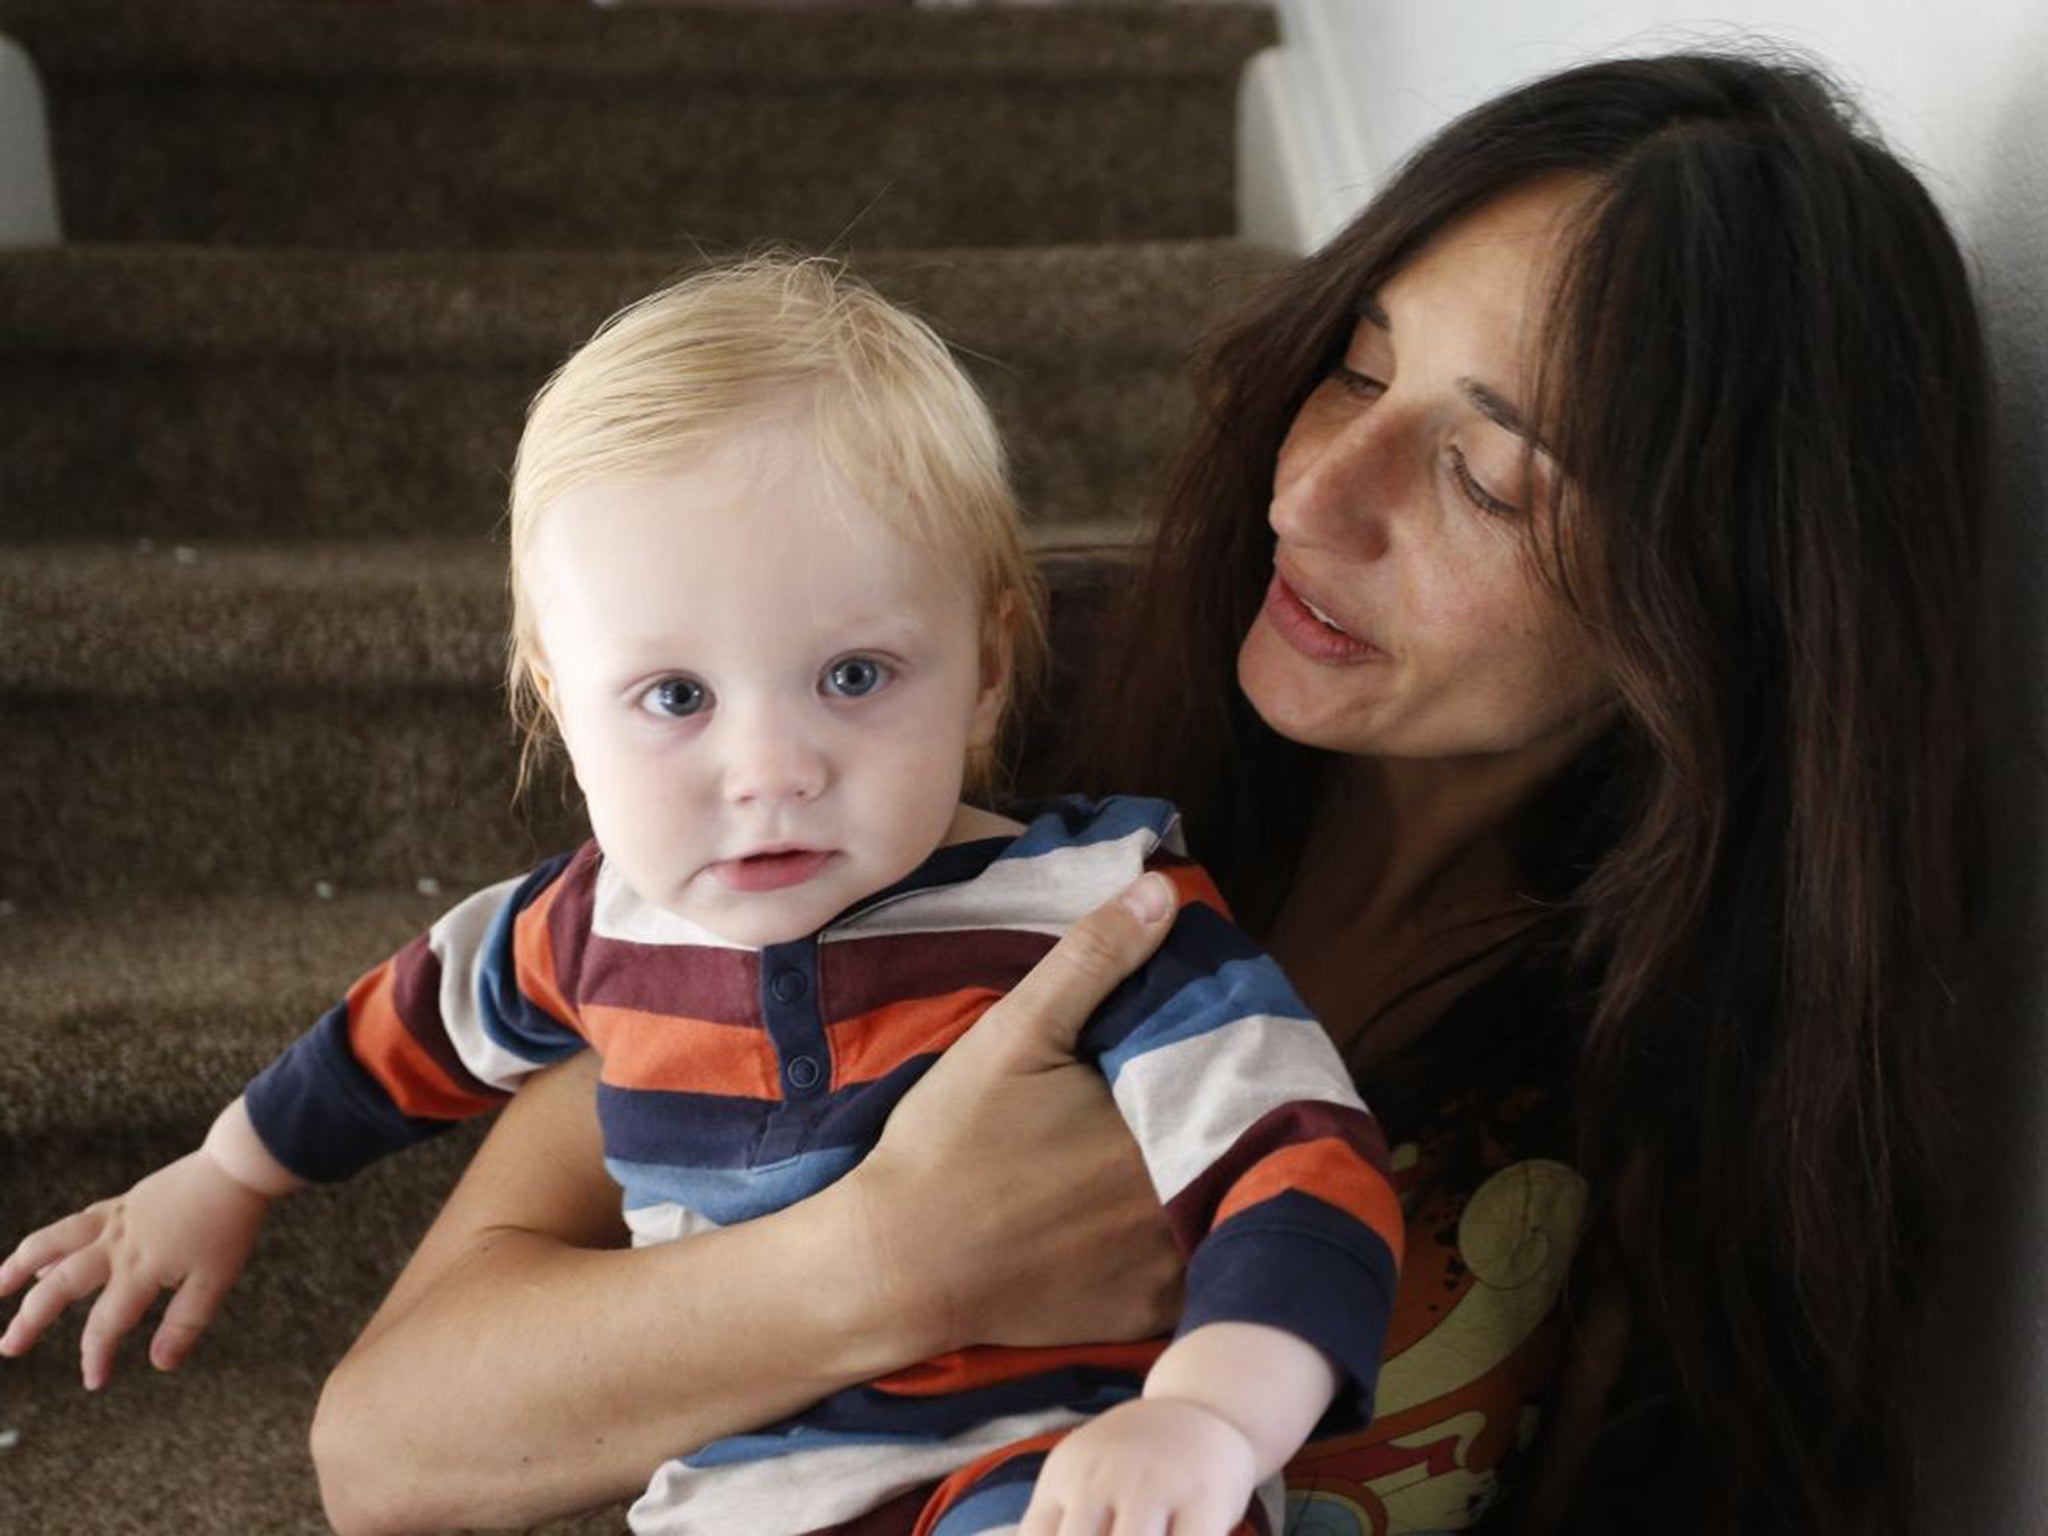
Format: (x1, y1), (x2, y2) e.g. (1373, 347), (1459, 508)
(542, 841), (603, 1007)
(389, 933), (499, 1103)
(1162, 1099), (1391, 1254)
(819, 927), (1055, 1019)
(580, 933), (761, 1024)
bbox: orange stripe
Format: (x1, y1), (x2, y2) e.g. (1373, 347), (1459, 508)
(582, 1002), (782, 1099)
(828, 989), (1000, 1088)
(1157, 860), (1230, 919)
(912, 1428), (1074, 1536)
(1215, 1137), (1406, 1264)
(344, 961), (495, 1120)
(874, 1339), (1165, 1399)
(512, 878), (577, 1031)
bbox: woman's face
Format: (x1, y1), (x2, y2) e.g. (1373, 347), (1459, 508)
(1237, 179), (1613, 768)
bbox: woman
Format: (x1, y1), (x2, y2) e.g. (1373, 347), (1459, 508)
(311, 53), (1987, 1536)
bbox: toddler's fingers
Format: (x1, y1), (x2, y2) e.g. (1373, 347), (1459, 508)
(1017, 1497), (1064, 1536)
(150, 1268), (234, 1373)
(0, 1209), (106, 1296)
(0, 1245), (111, 1358)
(79, 1271), (160, 1391)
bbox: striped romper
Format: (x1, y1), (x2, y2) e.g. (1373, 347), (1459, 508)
(245, 795), (1404, 1534)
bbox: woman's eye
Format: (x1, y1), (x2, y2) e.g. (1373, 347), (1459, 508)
(643, 676), (710, 718)
(1331, 364), (1386, 400)
(1448, 446), (1522, 518)
(823, 656), (890, 699)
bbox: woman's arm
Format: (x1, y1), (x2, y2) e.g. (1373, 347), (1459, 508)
(311, 877), (1185, 1536)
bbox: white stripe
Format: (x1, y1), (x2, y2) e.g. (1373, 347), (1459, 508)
(427, 875), (559, 1092)
(833, 827), (1154, 940)
(627, 1405), (1086, 1535)
(1109, 1012), (1365, 1207)
(623, 1203), (724, 1248)
(589, 858), (752, 949)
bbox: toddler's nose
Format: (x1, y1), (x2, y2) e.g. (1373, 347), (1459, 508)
(721, 713), (828, 805)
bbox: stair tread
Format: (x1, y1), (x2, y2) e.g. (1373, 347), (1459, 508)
(0, 238), (1283, 360)
(0, 890), (453, 1137)
(0, 0), (1276, 84)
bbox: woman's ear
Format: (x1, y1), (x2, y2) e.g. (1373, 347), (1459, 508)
(969, 596), (1015, 752)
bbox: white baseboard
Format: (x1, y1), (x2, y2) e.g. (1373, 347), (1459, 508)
(0, 34), (58, 246)
(1235, 0), (1379, 254)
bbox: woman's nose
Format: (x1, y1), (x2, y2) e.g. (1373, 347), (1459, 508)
(1270, 406), (1403, 558)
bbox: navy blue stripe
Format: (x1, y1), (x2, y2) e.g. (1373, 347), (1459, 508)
(243, 1003), (473, 1182)
(761, 1364), (1143, 1442)
(597, 1049), (943, 1170)
(1177, 1188), (1399, 1423)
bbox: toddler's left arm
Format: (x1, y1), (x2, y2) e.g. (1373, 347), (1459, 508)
(1022, 1321), (1338, 1536)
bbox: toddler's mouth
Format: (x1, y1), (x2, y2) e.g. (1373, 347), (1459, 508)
(711, 848), (837, 893)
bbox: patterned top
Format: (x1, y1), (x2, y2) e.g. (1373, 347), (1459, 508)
(244, 796), (1404, 1534)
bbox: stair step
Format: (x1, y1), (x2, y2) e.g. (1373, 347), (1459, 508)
(1, 240), (1281, 541)
(0, 542), (1124, 896)
(0, 889), (447, 1141)
(0, 0), (1275, 250)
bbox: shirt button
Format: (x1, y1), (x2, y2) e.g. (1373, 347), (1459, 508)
(786, 1055), (822, 1090)
(771, 969), (808, 1004)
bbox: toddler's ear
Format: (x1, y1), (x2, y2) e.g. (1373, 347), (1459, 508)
(970, 599), (1015, 749)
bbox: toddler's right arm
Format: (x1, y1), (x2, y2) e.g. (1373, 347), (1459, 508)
(2, 849), (591, 1389)
(0, 1095), (302, 1389)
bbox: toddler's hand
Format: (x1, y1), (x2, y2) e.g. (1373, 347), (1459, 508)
(0, 1149), (273, 1389)
(1020, 1396), (1260, 1536)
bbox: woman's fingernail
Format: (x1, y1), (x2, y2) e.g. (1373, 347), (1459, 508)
(1121, 874), (1174, 925)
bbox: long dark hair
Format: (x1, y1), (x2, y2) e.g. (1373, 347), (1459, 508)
(1076, 53), (1987, 1536)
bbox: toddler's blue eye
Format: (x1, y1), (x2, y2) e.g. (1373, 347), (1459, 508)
(824, 656), (888, 698)
(646, 676), (709, 717)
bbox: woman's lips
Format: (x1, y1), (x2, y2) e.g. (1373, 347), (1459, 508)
(1262, 572), (1385, 663)
(711, 849), (837, 892)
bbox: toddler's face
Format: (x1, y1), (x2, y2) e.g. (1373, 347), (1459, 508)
(528, 423), (1004, 946)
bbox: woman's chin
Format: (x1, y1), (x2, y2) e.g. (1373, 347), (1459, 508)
(1237, 625), (1383, 756)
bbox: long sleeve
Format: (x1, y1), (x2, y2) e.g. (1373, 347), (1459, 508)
(242, 846), (593, 1182)
(1079, 854), (1404, 1424)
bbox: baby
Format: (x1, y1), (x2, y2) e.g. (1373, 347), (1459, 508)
(0, 256), (1402, 1535)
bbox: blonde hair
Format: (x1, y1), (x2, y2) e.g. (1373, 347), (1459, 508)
(506, 252), (1046, 797)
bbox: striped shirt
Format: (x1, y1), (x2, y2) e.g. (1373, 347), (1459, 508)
(245, 795), (1403, 1533)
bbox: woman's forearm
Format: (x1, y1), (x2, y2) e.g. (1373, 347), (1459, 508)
(310, 1061), (932, 1535)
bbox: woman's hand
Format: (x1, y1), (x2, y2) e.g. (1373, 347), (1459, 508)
(838, 872), (1187, 1358)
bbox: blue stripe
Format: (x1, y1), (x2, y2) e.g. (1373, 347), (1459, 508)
(476, 851), (583, 1062)
(931, 1471), (1043, 1535)
(1087, 917), (1308, 1083)
(996, 794), (1176, 863)
(606, 1144), (861, 1221)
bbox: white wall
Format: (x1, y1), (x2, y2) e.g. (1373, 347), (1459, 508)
(1250, 2), (2048, 1526)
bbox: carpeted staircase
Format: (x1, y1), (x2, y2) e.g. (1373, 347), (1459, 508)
(0, 1), (1280, 1528)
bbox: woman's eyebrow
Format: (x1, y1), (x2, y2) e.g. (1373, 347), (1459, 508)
(1459, 378), (1551, 456)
